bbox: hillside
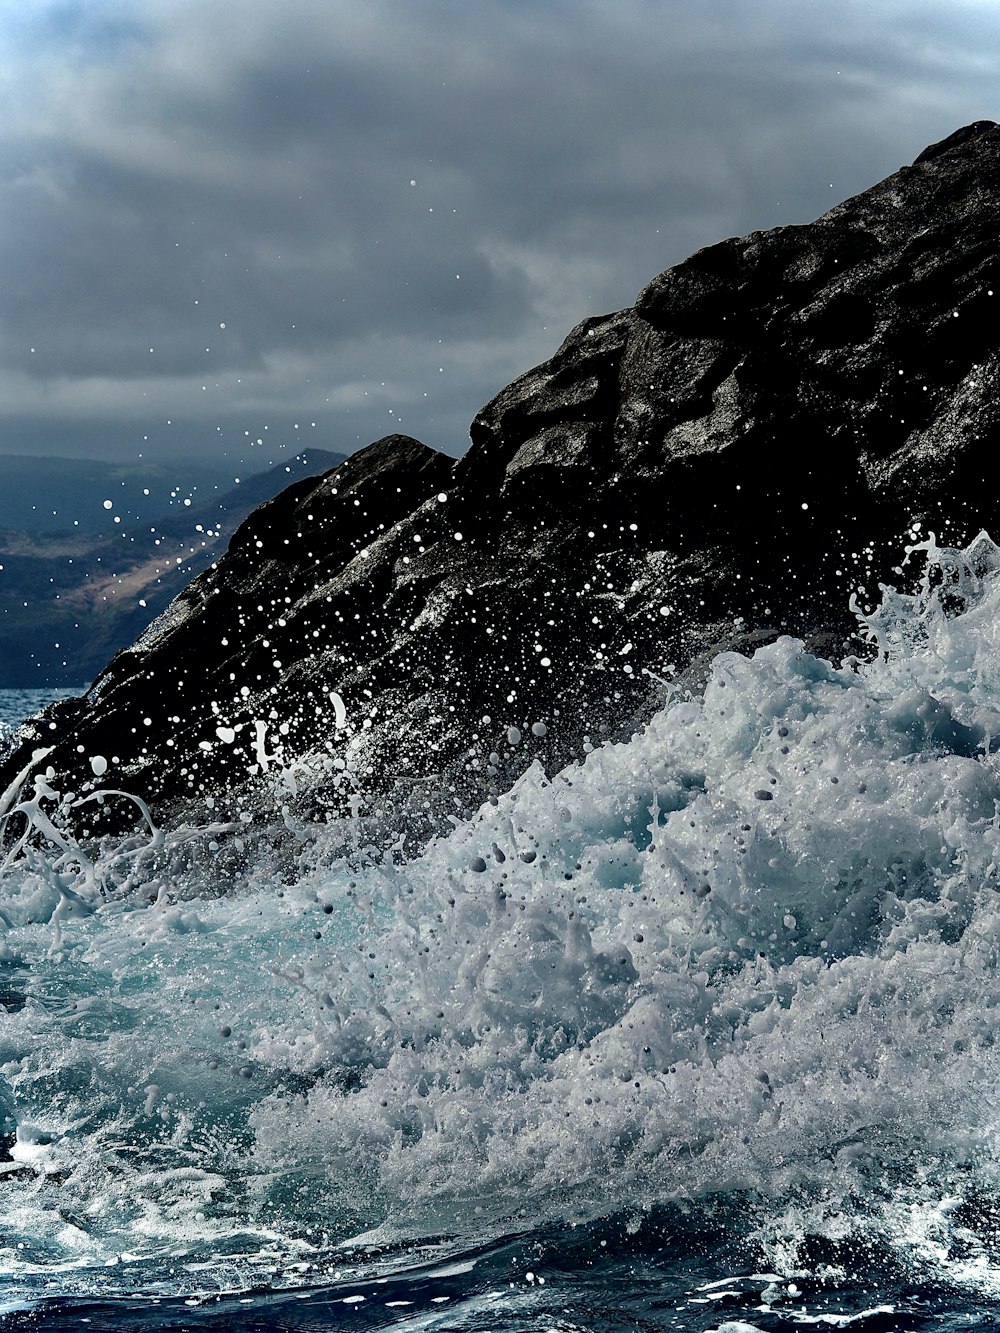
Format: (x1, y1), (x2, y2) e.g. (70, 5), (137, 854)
(0, 449), (344, 685)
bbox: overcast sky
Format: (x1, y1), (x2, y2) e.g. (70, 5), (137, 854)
(1, 0), (998, 472)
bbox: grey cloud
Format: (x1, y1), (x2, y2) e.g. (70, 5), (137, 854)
(1, 0), (999, 464)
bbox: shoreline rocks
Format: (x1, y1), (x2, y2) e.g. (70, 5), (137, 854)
(3, 122), (999, 842)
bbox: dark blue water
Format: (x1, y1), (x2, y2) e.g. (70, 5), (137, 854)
(0, 688), (84, 742)
(5, 1214), (995, 1330)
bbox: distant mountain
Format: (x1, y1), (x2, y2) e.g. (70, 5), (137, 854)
(0, 455), (236, 536)
(0, 449), (345, 685)
(4, 122), (999, 838)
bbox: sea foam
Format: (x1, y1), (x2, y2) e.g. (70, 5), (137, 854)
(3, 533), (1000, 1300)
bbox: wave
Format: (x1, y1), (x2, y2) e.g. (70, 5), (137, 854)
(3, 533), (1000, 1316)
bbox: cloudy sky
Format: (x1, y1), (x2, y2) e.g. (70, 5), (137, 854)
(1, 0), (998, 472)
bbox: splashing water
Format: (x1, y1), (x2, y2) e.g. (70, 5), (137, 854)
(4, 535), (1000, 1325)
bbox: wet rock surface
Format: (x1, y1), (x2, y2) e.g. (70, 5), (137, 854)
(3, 122), (999, 838)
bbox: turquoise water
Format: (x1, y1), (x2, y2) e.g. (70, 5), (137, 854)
(3, 538), (1000, 1328)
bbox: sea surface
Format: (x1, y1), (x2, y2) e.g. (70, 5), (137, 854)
(0, 688), (85, 743)
(3, 537), (1000, 1330)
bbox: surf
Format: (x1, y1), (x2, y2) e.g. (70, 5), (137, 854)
(3, 532), (1000, 1321)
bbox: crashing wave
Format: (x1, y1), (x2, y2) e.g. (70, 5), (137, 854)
(3, 533), (1000, 1304)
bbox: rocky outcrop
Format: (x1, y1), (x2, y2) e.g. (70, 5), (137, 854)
(4, 122), (1000, 840)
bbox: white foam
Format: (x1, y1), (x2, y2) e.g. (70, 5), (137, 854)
(2, 533), (1000, 1296)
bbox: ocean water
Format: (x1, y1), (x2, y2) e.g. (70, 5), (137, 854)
(2, 536), (1000, 1329)
(0, 688), (84, 743)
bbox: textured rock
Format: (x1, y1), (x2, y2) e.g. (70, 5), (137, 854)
(4, 122), (1000, 840)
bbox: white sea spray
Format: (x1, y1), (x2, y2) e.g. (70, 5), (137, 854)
(3, 534), (1000, 1297)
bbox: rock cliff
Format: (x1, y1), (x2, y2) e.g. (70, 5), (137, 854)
(4, 122), (999, 842)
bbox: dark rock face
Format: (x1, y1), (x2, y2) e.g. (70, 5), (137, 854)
(4, 122), (1000, 838)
